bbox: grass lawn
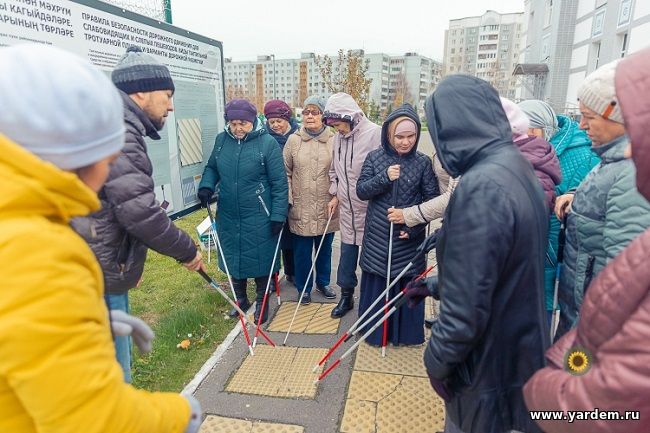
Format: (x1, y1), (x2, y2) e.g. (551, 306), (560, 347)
(129, 209), (252, 392)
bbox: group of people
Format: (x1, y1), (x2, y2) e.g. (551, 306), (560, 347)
(2, 39), (650, 433)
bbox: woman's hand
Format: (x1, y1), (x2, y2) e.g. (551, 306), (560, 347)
(387, 164), (401, 181)
(387, 207), (405, 224)
(327, 196), (339, 216)
(555, 193), (574, 220)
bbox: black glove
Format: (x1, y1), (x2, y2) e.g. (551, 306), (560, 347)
(271, 221), (284, 235)
(197, 188), (213, 208)
(403, 275), (438, 308)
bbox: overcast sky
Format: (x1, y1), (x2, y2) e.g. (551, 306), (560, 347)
(172, 0), (525, 62)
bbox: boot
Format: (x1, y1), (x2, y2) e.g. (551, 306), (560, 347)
(228, 279), (250, 318)
(254, 282), (269, 325)
(331, 287), (354, 318)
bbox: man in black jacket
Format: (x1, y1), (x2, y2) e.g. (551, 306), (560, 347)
(407, 76), (549, 433)
(72, 46), (205, 383)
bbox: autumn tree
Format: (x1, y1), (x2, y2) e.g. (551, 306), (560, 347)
(315, 49), (372, 113)
(225, 82), (247, 102)
(390, 71), (413, 108)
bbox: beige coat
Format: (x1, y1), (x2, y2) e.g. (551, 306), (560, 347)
(403, 151), (459, 227)
(284, 127), (340, 236)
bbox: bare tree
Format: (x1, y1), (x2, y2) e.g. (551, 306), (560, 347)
(390, 71), (413, 108)
(315, 49), (372, 113)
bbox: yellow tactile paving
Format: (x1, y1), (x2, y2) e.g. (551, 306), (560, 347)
(267, 302), (340, 334)
(354, 342), (428, 377)
(376, 376), (445, 433)
(347, 371), (402, 402)
(199, 415), (304, 433)
(226, 345), (326, 398)
(340, 399), (377, 433)
(304, 303), (339, 334)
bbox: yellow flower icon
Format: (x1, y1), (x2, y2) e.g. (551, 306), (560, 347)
(565, 348), (591, 375)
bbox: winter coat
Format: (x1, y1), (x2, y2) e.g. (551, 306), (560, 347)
(199, 122), (288, 279)
(524, 44), (650, 433)
(424, 76), (549, 433)
(72, 92), (196, 293)
(284, 126), (339, 236)
(0, 135), (191, 433)
(514, 135), (562, 211)
(556, 134), (650, 337)
(402, 152), (459, 227)
(543, 116), (599, 310)
(357, 104), (439, 278)
(327, 94), (382, 245)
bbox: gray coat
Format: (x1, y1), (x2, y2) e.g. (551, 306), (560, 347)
(557, 134), (650, 337)
(72, 92), (196, 293)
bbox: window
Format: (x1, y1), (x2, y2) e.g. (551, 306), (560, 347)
(592, 8), (606, 37)
(618, 0), (632, 27)
(542, 34), (550, 59)
(502, 34), (509, 40)
(451, 48), (455, 54)
(593, 41), (602, 70)
(620, 32), (628, 57)
(544, 0), (553, 28)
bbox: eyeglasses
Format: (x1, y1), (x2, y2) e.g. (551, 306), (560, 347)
(302, 109), (322, 116)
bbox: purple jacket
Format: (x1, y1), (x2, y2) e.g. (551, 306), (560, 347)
(514, 135), (562, 211)
(327, 93), (381, 245)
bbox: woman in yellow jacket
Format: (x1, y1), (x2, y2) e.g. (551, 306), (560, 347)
(0, 45), (201, 433)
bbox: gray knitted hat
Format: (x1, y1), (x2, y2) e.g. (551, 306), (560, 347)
(577, 59), (623, 124)
(304, 95), (326, 112)
(112, 46), (175, 94)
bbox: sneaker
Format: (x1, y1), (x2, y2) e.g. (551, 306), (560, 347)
(316, 285), (336, 299)
(299, 292), (311, 305)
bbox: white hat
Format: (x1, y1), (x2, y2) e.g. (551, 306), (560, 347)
(0, 44), (125, 169)
(577, 59), (623, 124)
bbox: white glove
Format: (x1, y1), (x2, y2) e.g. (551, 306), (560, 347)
(184, 395), (203, 433)
(109, 310), (155, 353)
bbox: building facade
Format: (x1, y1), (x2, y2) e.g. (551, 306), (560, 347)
(444, 10), (525, 99)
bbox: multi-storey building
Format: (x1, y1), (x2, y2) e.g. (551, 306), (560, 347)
(444, 10), (525, 99)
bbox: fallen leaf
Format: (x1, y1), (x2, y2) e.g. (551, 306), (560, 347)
(177, 339), (191, 350)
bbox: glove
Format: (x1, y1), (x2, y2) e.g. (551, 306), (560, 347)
(110, 310), (155, 353)
(183, 395), (203, 433)
(271, 220), (284, 235)
(428, 374), (453, 402)
(404, 275), (438, 308)
(197, 188), (213, 208)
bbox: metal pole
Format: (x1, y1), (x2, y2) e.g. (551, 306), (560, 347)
(272, 54), (276, 99)
(163, 0), (172, 24)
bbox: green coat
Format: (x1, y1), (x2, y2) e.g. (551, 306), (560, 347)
(199, 124), (288, 279)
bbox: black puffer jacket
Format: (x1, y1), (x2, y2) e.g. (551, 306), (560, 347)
(424, 76), (549, 433)
(357, 104), (439, 278)
(72, 92), (196, 293)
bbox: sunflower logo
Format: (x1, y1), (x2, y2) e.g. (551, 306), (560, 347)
(564, 347), (592, 375)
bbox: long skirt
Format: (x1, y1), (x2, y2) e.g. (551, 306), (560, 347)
(358, 271), (424, 346)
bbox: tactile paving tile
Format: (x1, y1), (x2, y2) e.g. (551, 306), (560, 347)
(304, 303), (339, 334)
(199, 415), (305, 433)
(376, 376), (445, 433)
(354, 341), (428, 377)
(267, 302), (339, 334)
(200, 415), (251, 433)
(226, 345), (326, 398)
(340, 398), (377, 433)
(279, 347), (327, 397)
(347, 371), (402, 402)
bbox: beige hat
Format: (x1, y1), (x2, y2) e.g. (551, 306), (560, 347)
(577, 59), (623, 124)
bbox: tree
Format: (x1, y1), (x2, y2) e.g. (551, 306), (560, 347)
(315, 49), (372, 113)
(225, 82), (247, 103)
(390, 71), (413, 108)
(367, 100), (381, 124)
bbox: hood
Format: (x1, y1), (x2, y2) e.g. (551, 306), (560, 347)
(325, 92), (366, 136)
(551, 115), (592, 155)
(381, 104), (421, 157)
(425, 75), (513, 177)
(616, 46), (650, 200)
(0, 134), (100, 223)
(515, 135), (562, 185)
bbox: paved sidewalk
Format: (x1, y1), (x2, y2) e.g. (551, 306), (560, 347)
(190, 234), (445, 433)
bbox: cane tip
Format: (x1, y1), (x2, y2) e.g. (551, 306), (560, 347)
(313, 379), (320, 384)
(312, 365), (319, 373)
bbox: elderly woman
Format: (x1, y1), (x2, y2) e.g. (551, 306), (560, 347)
(264, 99), (300, 284)
(283, 96), (339, 304)
(356, 103), (438, 346)
(198, 99), (288, 324)
(518, 99), (600, 328)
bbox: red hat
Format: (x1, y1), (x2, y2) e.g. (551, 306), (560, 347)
(264, 99), (292, 121)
